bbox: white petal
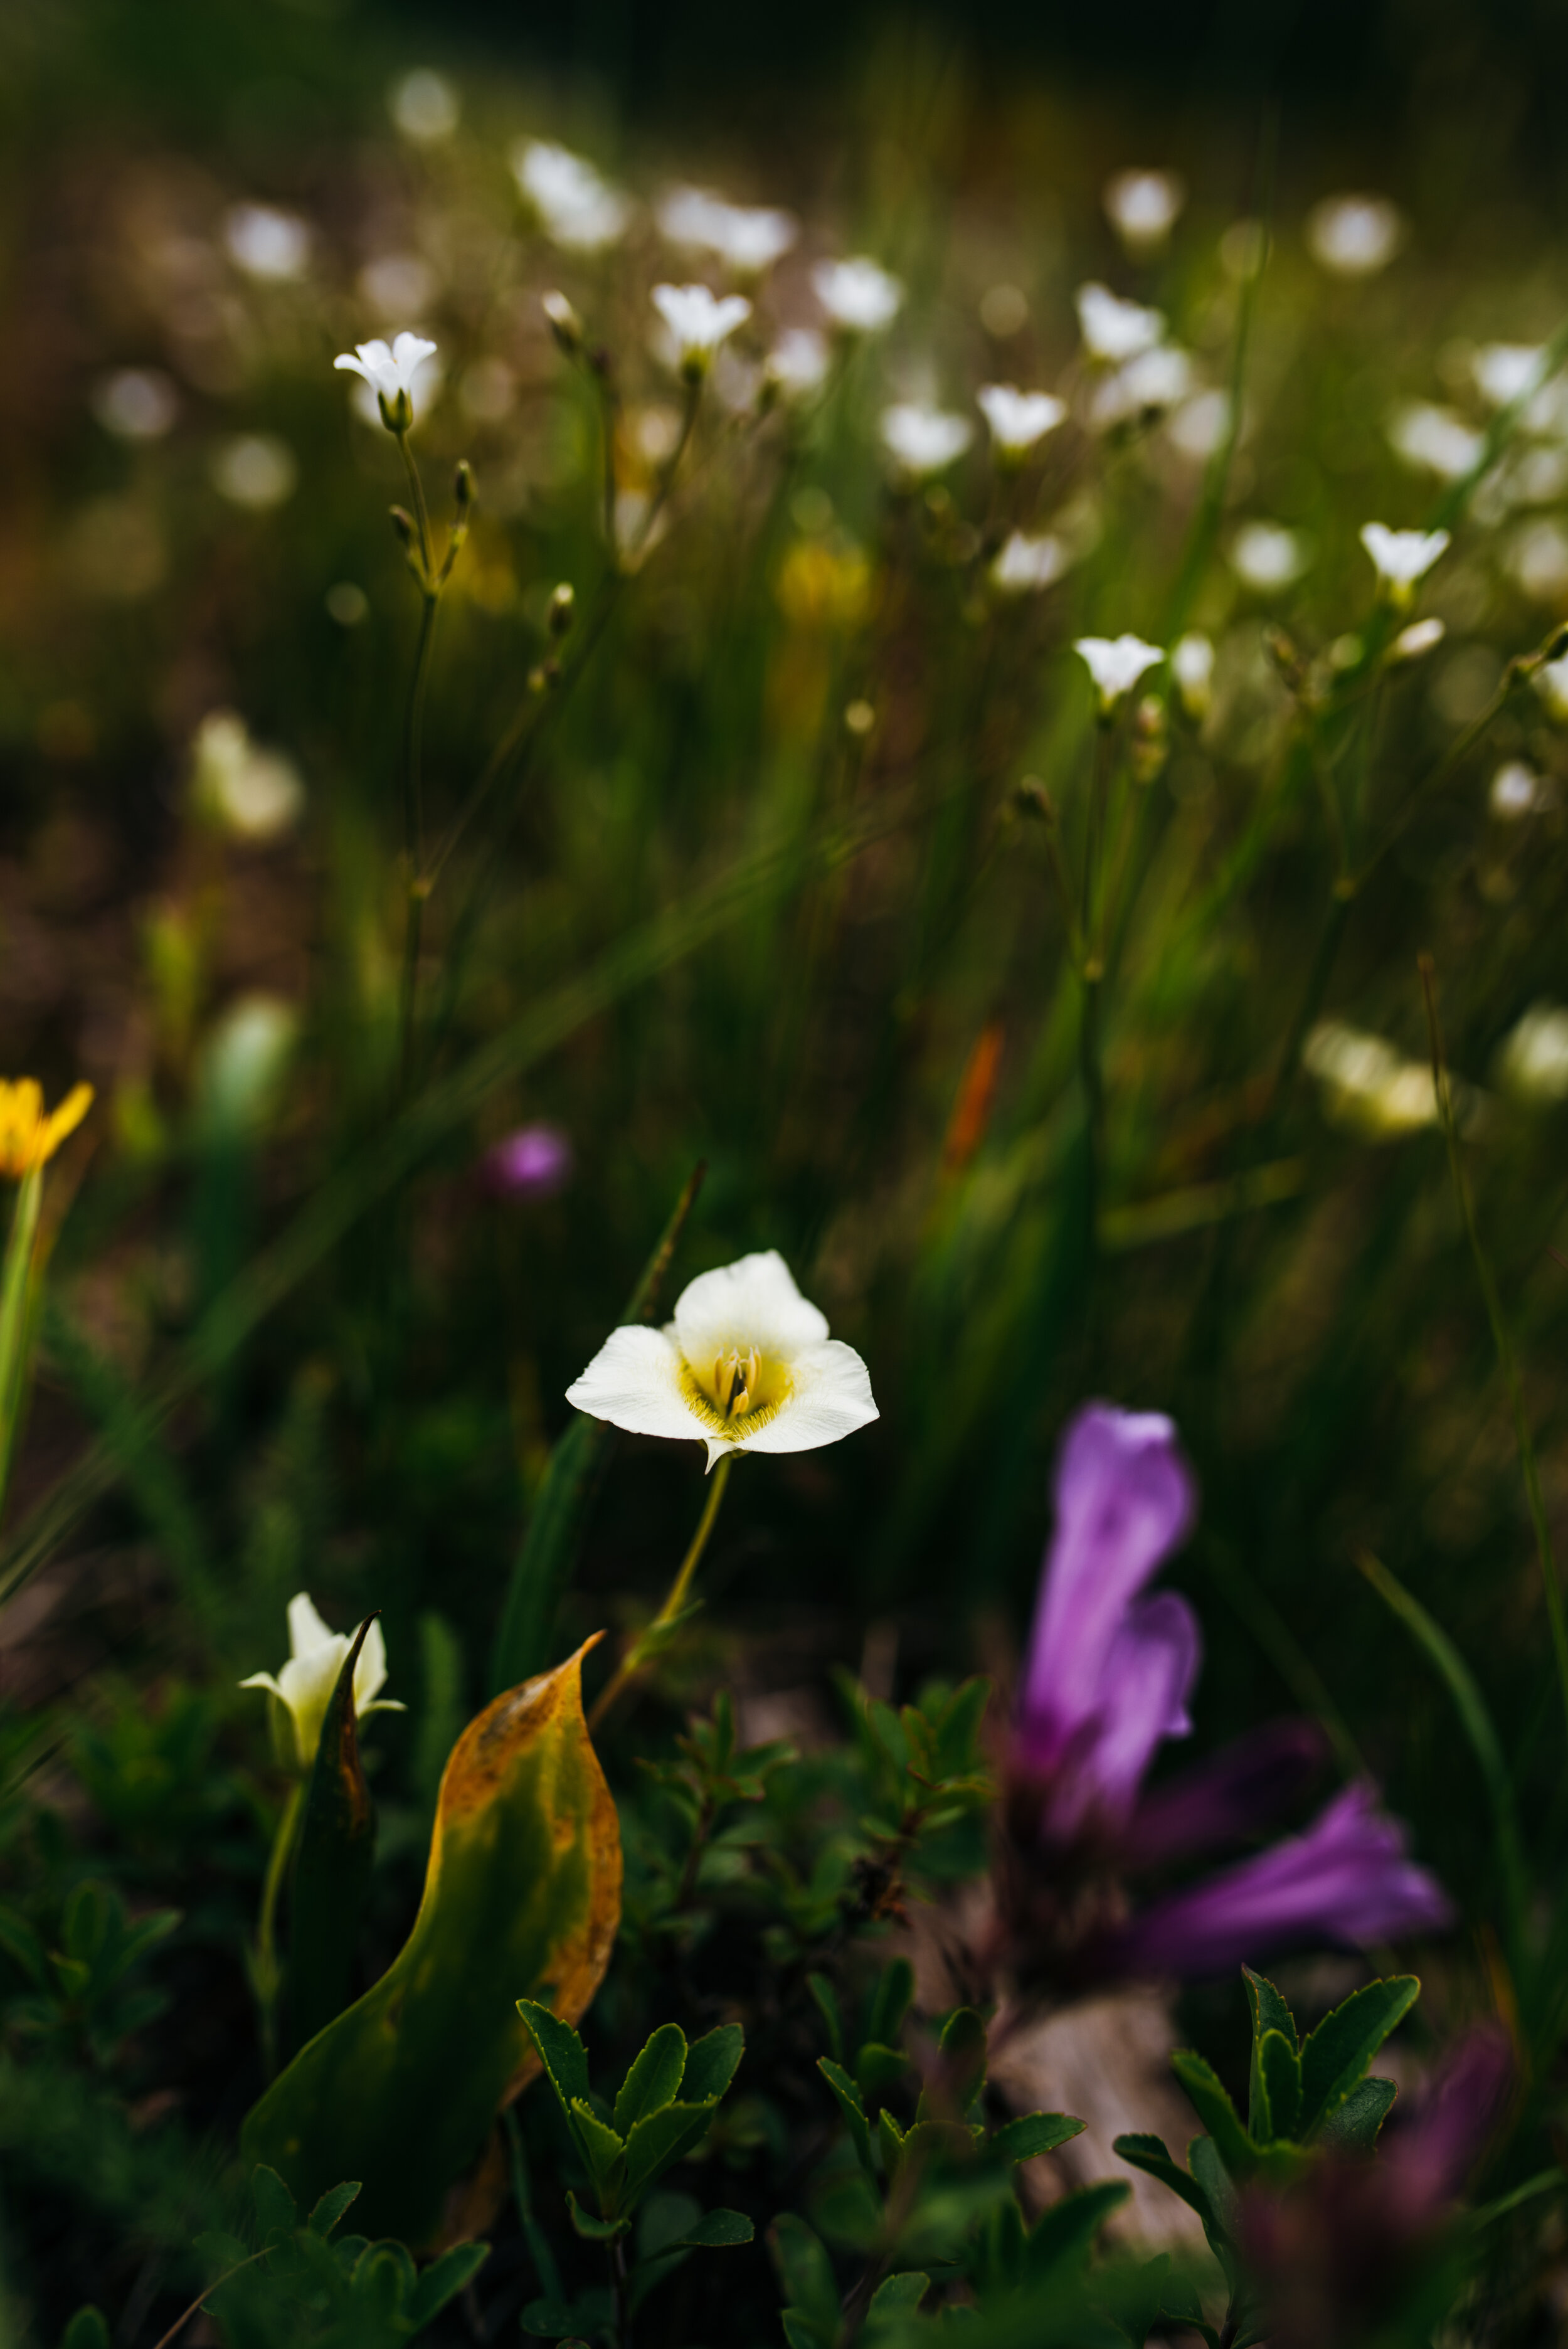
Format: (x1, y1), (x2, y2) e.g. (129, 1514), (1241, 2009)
(333, 354), (371, 381)
(287, 1590), (335, 1660)
(566, 1323), (706, 1447)
(238, 1671), (284, 1699)
(361, 1698), (408, 1717)
(733, 1338), (878, 1456)
(352, 1616), (388, 1707)
(673, 1251), (828, 1367)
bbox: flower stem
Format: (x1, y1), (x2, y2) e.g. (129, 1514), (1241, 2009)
(588, 1453), (733, 1731)
(255, 1777), (303, 2079)
(0, 1164), (44, 1524)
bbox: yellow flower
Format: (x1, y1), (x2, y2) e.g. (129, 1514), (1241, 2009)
(0, 1081), (93, 1180)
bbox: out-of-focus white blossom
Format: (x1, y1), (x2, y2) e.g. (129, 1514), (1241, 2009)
(1505, 519), (1568, 602)
(225, 203), (311, 282)
(1387, 401), (1485, 482)
(1497, 1004), (1568, 1103)
(1229, 520), (1310, 592)
(1305, 194), (1406, 278)
(334, 331), (438, 428)
(191, 711), (305, 841)
(1490, 760), (1543, 819)
(1360, 521), (1449, 601)
(990, 531), (1070, 594)
(766, 328), (831, 402)
(1473, 343), (1544, 410)
(359, 253), (440, 321)
(1103, 169), (1186, 253)
(977, 383), (1066, 458)
(389, 68), (460, 142)
(92, 369), (178, 441)
(1535, 652), (1568, 723)
(513, 140), (630, 252)
(1166, 390), (1234, 463)
(211, 435), (297, 510)
(881, 403), (973, 478)
(1075, 634), (1164, 714)
(1075, 282), (1164, 364)
(812, 257), (903, 334)
(657, 186), (797, 274)
(1171, 632), (1216, 721)
(1305, 1022), (1444, 1138)
(1088, 344), (1194, 430)
(1389, 617), (1446, 664)
(652, 283), (751, 375)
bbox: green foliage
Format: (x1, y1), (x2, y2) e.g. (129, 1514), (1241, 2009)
(0, 1877), (179, 2062)
(288, 1620), (378, 2055)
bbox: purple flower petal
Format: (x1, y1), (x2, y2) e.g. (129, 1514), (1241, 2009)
(480, 1123), (573, 1200)
(1043, 1590), (1201, 1839)
(1020, 1403), (1197, 1771)
(1122, 1719), (1330, 1870)
(1384, 2022), (1512, 2220)
(1111, 1781), (1453, 1976)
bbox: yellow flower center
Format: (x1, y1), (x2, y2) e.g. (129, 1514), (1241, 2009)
(678, 1341), (793, 1438)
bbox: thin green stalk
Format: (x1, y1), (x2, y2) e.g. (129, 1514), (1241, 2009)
(0, 1165), (43, 1520)
(588, 1453), (733, 1731)
(397, 427), (435, 581)
(255, 1777), (304, 2080)
(1421, 955), (1568, 1754)
(503, 2105), (563, 2302)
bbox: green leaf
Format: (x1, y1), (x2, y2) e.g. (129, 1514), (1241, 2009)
(682, 2022), (744, 2104)
(878, 2104), (908, 2180)
(1254, 2030), (1301, 2144)
(1242, 1968), (1298, 2050)
(243, 1642), (622, 2243)
(569, 2102), (628, 2202)
(1022, 2182), (1130, 2282)
(818, 2057), (874, 2174)
(1318, 2076), (1398, 2154)
(1170, 2052), (1255, 2178)
(620, 2100), (712, 2208)
(1298, 1977), (1420, 2138)
(567, 2190), (631, 2240)
(867, 1956), (916, 2049)
(614, 2023), (688, 2134)
(289, 1620), (377, 2055)
(933, 1679), (991, 1779)
(855, 2042), (908, 2099)
(351, 2239), (417, 2321)
(60, 2311), (111, 2349)
(252, 2163), (298, 2242)
(1113, 2135), (1214, 2234)
(674, 2208), (754, 2247)
(307, 2180), (362, 2238)
(406, 2241), (490, 2331)
(1188, 2137), (1239, 2259)
(781, 2314), (830, 2349)
(770, 2214), (840, 2338)
(919, 2007), (987, 2118)
(868, 2271), (929, 2321)
(490, 1168), (703, 1693)
(806, 1972), (842, 2062)
(989, 2111), (1085, 2162)
(518, 1999), (591, 2111)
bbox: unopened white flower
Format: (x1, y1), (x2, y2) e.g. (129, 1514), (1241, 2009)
(513, 140), (630, 252)
(652, 283), (752, 376)
(1491, 760), (1542, 818)
(991, 531), (1070, 594)
(240, 1593), (403, 1770)
(766, 329), (830, 403)
(1305, 194), (1405, 278)
(333, 332), (438, 430)
(977, 383), (1066, 459)
(1534, 652), (1568, 723)
(1229, 519), (1310, 591)
(1075, 634), (1164, 714)
(225, 203), (311, 282)
(812, 257), (903, 334)
(1360, 522), (1449, 603)
(1387, 401), (1485, 482)
(1171, 632), (1216, 721)
(1389, 616), (1445, 664)
(881, 403), (973, 478)
(1103, 168), (1186, 253)
(658, 186), (797, 275)
(1498, 1004), (1568, 1103)
(1075, 283), (1164, 365)
(1088, 344), (1194, 430)
(566, 1249), (877, 1473)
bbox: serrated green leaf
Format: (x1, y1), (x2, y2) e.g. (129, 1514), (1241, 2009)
(682, 2022), (744, 2104)
(406, 2241), (490, 2330)
(519, 1999), (591, 2111)
(307, 2180), (362, 2239)
(614, 2023), (687, 2135)
(1318, 2075), (1398, 2153)
(868, 2270), (929, 2322)
(620, 2100), (712, 2208)
(1022, 2182), (1130, 2283)
(289, 1620), (376, 2056)
(1243, 1968), (1298, 2050)
(1256, 2030), (1301, 2143)
(1298, 1977), (1419, 2138)
(1171, 2052), (1255, 2178)
(990, 2111), (1084, 2162)
(818, 2057), (873, 2174)
(675, 2208), (754, 2247)
(770, 2213), (840, 2336)
(243, 1642), (622, 2242)
(251, 2163), (298, 2242)
(1188, 2136), (1239, 2261)
(878, 2104), (908, 2180)
(567, 2189), (631, 2240)
(570, 2101), (628, 2200)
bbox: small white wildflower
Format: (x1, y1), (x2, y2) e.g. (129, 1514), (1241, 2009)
(1387, 401), (1485, 482)
(1473, 343), (1544, 410)
(1229, 519), (1310, 592)
(241, 1593), (403, 1771)
(1075, 282), (1164, 364)
(1498, 1004), (1568, 1103)
(224, 203), (311, 282)
(1075, 634), (1164, 715)
(1505, 519), (1568, 602)
(1103, 168), (1186, 253)
(1166, 390), (1234, 463)
(211, 435), (297, 511)
(1535, 652), (1568, 723)
(1304, 1022), (1439, 1138)
(1490, 760), (1542, 819)
(513, 140), (630, 252)
(657, 186), (797, 275)
(1088, 344), (1194, 430)
(881, 403), (973, 478)
(990, 531), (1070, 594)
(191, 711), (305, 841)
(812, 257), (903, 334)
(977, 383), (1066, 459)
(651, 283), (752, 378)
(1360, 521), (1449, 602)
(766, 328), (830, 403)
(389, 68), (459, 142)
(92, 368), (177, 442)
(1389, 617), (1446, 664)
(1305, 193), (1405, 278)
(1171, 632), (1216, 721)
(333, 331), (438, 430)
(567, 1249), (877, 1473)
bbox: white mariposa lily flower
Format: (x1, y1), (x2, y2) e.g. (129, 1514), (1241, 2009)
(333, 332), (438, 430)
(513, 140), (630, 252)
(881, 403), (973, 478)
(651, 284), (753, 376)
(990, 530), (1070, 594)
(1075, 634), (1164, 715)
(240, 1592), (403, 1770)
(566, 1249), (877, 1473)
(977, 384), (1066, 459)
(1360, 521), (1449, 602)
(812, 257), (903, 334)
(1075, 283), (1164, 365)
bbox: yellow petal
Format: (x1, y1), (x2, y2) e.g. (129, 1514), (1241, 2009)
(36, 1083), (93, 1166)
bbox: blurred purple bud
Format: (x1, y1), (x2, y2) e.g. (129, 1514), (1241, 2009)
(1382, 2021), (1512, 2224)
(1122, 1718), (1331, 1870)
(481, 1123), (573, 1201)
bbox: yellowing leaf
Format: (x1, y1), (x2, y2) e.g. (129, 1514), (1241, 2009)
(243, 1638), (621, 2244)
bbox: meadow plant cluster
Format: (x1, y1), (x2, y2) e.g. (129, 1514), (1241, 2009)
(8, 13), (1568, 2345)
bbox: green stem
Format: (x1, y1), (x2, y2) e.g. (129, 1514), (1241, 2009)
(255, 1778), (304, 2079)
(588, 1453), (733, 1731)
(1421, 956), (1568, 1755)
(0, 1165), (43, 1522)
(397, 428), (435, 583)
